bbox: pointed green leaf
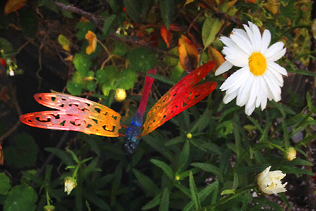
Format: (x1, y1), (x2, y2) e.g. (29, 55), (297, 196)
(133, 169), (160, 196)
(142, 192), (162, 210)
(191, 163), (224, 182)
(202, 16), (222, 48)
(150, 159), (174, 179)
(123, 0), (141, 23)
(159, 0), (174, 30)
(189, 171), (201, 210)
(45, 147), (75, 166)
(159, 187), (170, 211)
(102, 14), (117, 37)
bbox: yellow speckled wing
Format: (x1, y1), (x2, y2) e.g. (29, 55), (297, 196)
(20, 93), (121, 137)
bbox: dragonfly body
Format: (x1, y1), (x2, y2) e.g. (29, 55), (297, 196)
(124, 69), (156, 154)
(20, 61), (217, 154)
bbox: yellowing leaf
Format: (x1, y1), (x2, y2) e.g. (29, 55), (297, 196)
(184, 0), (194, 6)
(80, 17), (90, 22)
(4, 0), (26, 15)
(265, 0), (279, 15)
(208, 46), (225, 71)
(312, 19), (316, 39)
(0, 144), (3, 165)
(178, 35), (199, 72)
(58, 34), (70, 51)
(160, 25), (172, 48)
(85, 31), (97, 55)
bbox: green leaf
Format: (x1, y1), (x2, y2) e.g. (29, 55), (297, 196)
(45, 147), (75, 166)
(19, 8), (38, 38)
(102, 14), (117, 37)
(183, 180), (219, 211)
(189, 171), (201, 210)
(67, 81), (82, 95)
(123, 0), (141, 23)
(73, 53), (92, 74)
(3, 184), (37, 211)
(288, 68), (316, 77)
(87, 81), (97, 91)
(159, 0), (175, 30)
(39, 0), (59, 14)
(75, 22), (95, 39)
(113, 41), (129, 56)
(159, 187), (169, 211)
(142, 192), (162, 210)
(171, 62), (185, 81)
(83, 190), (111, 210)
(202, 16), (222, 48)
(127, 47), (157, 72)
(221, 189), (236, 195)
(190, 163), (224, 182)
(0, 38), (14, 57)
(175, 140), (190, 173)
(3, 133), (39, 169)
(0, 173), (11, 195)
(150, 159), (174, 179)
(133, 169), (160, 196)
(58, 34), (70, 51)
(115, 68), (137, 89)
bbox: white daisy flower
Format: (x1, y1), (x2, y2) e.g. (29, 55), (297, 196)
(215, 22), (287, 115)
(257, 166), (287, 195)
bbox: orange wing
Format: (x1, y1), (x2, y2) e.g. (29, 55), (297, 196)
(141, 61), (217, 136)
(20, 93), (121, 137)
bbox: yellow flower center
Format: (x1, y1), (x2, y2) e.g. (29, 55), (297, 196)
(248, 52), (267, 76)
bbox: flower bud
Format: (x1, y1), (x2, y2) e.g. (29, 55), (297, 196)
(257, 166), (287, 195)
(115, 89), (127, 102)
(44, 205), (55, 211)
(186, 133), (192, 139)
(64, 177), (77, 195)
(285, 147), (296, 161)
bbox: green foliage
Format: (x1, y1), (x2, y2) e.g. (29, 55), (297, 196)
(3, 133), (39, 169)
(0, 174), (11, 195)
(127, 47), (157, 73)
(3, 184), (37, 211)
(1, 0), (316, 210)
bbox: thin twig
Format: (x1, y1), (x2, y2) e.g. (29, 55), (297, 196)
(55, 2), (102, 24)
(0, 86), (22, 143)
(36, 131), (70, 177)
(54, 1), (178, 59)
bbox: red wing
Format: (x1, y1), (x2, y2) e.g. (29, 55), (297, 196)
(141, 61), (217, 136)
(20, 93), (121, 137)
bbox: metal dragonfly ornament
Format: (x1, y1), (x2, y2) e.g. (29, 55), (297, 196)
(20, 61), (217, 154)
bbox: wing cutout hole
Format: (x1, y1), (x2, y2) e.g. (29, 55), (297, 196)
(94, 107), (101, 113)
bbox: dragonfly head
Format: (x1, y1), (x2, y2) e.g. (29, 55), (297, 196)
(123, 141), (138, 155)
(123, 125), (141, 155)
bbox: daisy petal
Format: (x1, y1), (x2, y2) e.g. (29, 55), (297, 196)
(236, 73), (254, 106)
(223, 90), (238, 104)
(265, 69), (283, 87)
(264, 42), (284, 59)
(260, 29), (271, 54)
(226, 55), (248, 67)
(267, 48), (286, 62)
(249, 22), (262, 51)
(268, 62), (288, 76)
(263, 74), (281, 101)
(215, 61), (233, 75)
(230, 33), (253, 55)
(220, 67), (250, 91)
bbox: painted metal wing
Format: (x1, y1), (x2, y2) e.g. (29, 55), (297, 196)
(20, 93), (121, 137)
(141, 61), (217, 136)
